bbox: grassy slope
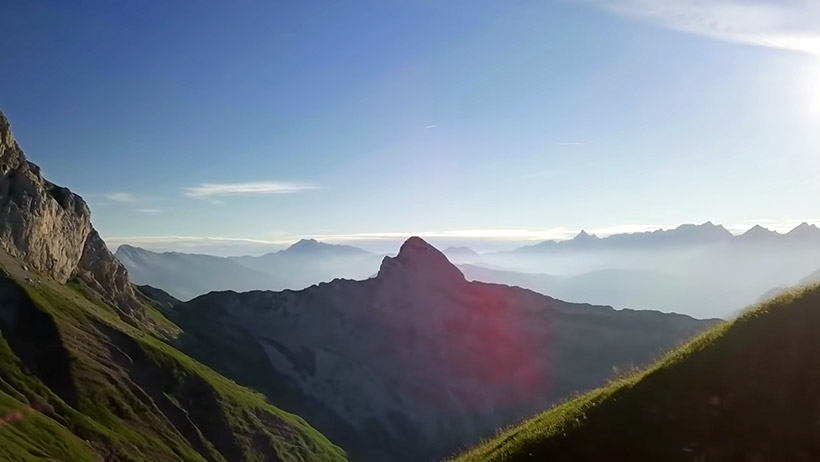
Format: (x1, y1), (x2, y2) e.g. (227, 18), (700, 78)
(0, 268), (346, 462)
(453, 285), (820, 462)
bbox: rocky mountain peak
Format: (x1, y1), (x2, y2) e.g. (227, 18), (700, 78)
(0, 108), (139, 315)
(377, 236), (465, 286)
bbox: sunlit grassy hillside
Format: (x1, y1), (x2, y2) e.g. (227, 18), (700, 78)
(0, 259), (346, 462)
(453, 285), (820, 462)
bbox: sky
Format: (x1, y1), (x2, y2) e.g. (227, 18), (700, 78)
(1, 0), (819, 254)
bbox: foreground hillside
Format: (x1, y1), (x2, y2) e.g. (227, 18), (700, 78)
(0, 255), (346, 462)
(0, 108), (345, 462)
(453, 285), (820, 462)
(168, 237), (717, 462)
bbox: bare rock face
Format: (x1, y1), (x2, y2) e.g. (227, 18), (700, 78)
(0, 109), (139, 314)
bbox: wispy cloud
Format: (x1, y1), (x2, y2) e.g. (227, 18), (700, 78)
(185, 181), (318, 198)
(135, 208), (163, 214)
(104, 192), (137, 203)
(425, 124), (438, 129)
(586, 0), (820, 56)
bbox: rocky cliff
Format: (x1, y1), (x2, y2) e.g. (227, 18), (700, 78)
(0, 109), (139, 314)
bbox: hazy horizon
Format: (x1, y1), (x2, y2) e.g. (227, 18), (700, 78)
(106, 219), (819, 256)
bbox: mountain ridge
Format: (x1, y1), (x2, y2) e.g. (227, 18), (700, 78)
(509, 221), (818, 254)
(169, 236), (716, 462)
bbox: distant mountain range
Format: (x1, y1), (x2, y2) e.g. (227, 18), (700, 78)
(114, 221), (820, 316)
(230, 238), (380, 287)
(115, 244), (286, 300)
(167, 236), (715, 462)
(115, 239), (383, 300)
(509, 221), (820, 253)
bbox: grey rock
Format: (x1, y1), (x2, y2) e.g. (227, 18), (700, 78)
(0, 109), (139, 314)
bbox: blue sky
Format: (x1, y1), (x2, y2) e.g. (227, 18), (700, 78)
(1, 1), (819, 254)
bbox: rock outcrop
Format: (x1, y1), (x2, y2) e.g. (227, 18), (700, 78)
(0, 109), (139, 314)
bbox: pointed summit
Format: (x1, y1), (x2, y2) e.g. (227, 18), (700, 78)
(738, 225), (779, 240)
(573, 230), (599, 241)
(786, 222), (820, 239)
(377, 237), (465, 285)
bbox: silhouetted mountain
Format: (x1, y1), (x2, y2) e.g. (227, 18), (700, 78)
(452, 285), (820, 462)
(169, 237), (715, 462)
(0, 108), (345, 462)
(115, 244), (286, 300)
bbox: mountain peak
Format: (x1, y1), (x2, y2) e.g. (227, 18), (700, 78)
(669, 222), (733, 241)
(740, 224), (778, 239)
(377, 237), (465, 285)
(287, 238), (321, 250)
(573, 230), (599, 241)
(787, 222), (820, 239)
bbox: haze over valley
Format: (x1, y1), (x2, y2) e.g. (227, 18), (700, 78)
(115, 222), (820, 319)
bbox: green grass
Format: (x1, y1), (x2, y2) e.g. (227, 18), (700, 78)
(452, 286), (820, 462)
(0, 267), (347, 462)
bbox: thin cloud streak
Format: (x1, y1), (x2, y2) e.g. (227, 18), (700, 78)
(185, 181), (318, 198)
(585, 0), (820, 56)
(104, 192), (137, 203)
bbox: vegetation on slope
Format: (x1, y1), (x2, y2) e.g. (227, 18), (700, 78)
(0, 263), (346, 462)
(452, 285), (820, 462)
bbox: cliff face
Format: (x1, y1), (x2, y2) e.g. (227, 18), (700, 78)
(0, 110), (138, 313)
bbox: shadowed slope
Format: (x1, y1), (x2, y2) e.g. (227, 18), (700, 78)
(453, 286), (820, 462)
